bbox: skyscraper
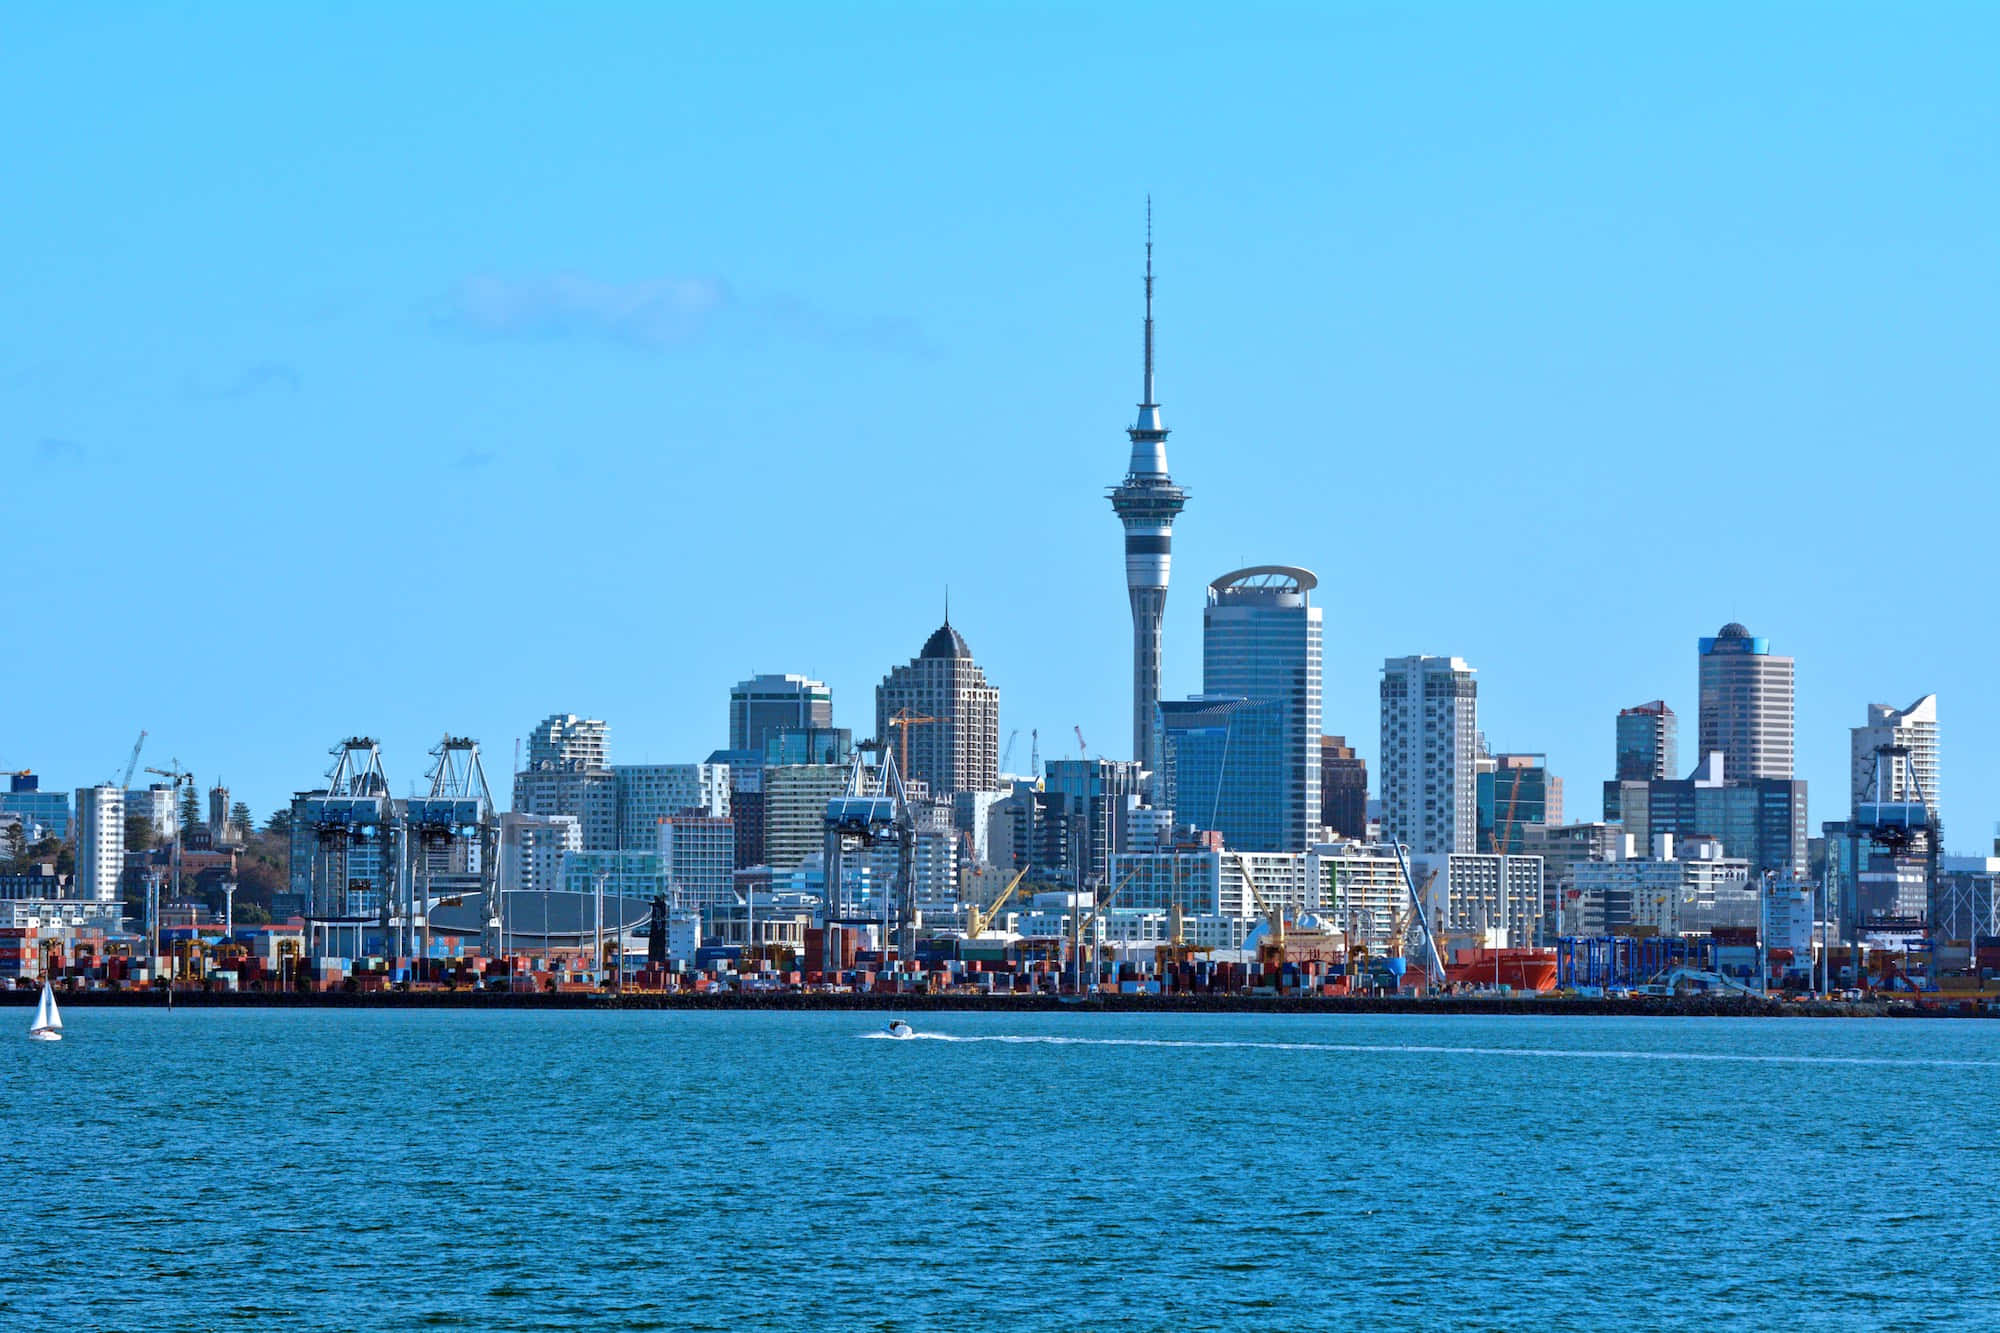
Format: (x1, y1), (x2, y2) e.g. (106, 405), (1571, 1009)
(729, 674), (833, 754)
(1380, 656), (1478, 857)
(1850, 694), (1939, 820)
(875, 620), (1001, 798)
(74, 785), (125, 904)
(1697, 624), (1795, 779)
(1319, 736), (1368, 840)
(511, 713), (618, 850)
(1616, 700), (1678, 781)
(1108, 208), (1187, 776)
(1198, 566), (1322, 851)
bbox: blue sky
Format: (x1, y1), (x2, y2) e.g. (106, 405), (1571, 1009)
(6, 4), (1996, 840)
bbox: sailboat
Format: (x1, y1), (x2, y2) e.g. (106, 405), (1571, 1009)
(27, 982), (62, 1042)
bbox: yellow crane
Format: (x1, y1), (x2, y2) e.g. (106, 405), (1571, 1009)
(966, 867), (1031, 940)
(886, 709), (936, 787)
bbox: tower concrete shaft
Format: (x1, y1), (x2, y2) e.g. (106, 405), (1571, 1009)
(1108, 203), (1186, 775)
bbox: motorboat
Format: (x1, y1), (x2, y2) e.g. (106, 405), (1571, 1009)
(27, 982), (62, 1042)
(884, 1019), (915, 1039)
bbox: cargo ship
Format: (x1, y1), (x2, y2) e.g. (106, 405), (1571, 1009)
(1443, 947), (1558, 993)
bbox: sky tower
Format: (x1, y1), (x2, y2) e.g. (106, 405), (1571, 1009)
(1109, 203), (1188, 776)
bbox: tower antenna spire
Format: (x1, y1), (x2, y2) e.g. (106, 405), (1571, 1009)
(1142, 195), (1156, 408)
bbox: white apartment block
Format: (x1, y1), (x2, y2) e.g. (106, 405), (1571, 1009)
(614, 763), (730, 851)
(1849, 694), (1938, 820)
(1441, 853), (1546, 945)
(764, 764), (851, 873)
(75, 785), (126, 903)
(658, 814), (736, 912)
(498, 812), (581, 896)
(1569, 839), (1753, 937)
(1379, 656), (1478, 857)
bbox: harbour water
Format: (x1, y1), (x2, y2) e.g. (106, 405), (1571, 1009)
(9, 1010), (1998, 1329)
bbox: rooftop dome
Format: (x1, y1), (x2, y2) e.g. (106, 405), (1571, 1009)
(1717, 622), (1750, 639)
(920, 622), (972, 661)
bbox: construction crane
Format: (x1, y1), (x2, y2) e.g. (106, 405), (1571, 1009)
(1488, 767), (1525, 855)
(1029, 729), (1041, 783)
(966, 867), (1031, 940)
(1386, 870), (1437, 955)
(886, 708), (935, 790)
(1389, 845), (1449, 987)
(1074, 725), (1089, 759)
(1001, 729), (1020, 773)
(117, 730), (148, 790)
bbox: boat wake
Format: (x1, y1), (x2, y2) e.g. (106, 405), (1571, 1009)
(860, 1032), (1998, 1069)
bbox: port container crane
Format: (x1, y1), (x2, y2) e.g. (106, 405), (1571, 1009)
(966, 867), (1030, 940)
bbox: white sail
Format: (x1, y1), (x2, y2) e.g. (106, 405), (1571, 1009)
(31, 982), (60, 1033)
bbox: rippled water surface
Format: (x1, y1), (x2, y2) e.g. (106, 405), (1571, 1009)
(8, 1009), (1998, 1330)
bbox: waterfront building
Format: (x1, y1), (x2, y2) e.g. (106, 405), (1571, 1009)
(1440, 854), (1546, 944)
(1569, 836), (1754, 937)
(1319, 737), (1368, 840)
(762, 764), (850, 873)
(497, 812), (580, 896)
(1379, 656), (1478, 857)
(557, 849), (669, 901)
(1200, 567), (1321, 852)
(1697, 624), (1795, 780)
(612, 763), (730, 851)
(875, 621), (1001, 798)
(1, 774), (70, 841)
(1107, 218), (1188, 776)
(74, 785), (125, 904)
(1849, 694), (1939, 820)
(1309, 840), (1411, 954)
(1476, 754), (1561, 855)
(729, 674), (833, 754)
(512, 713), (617, 850)
(658, 814), (736, 914)
(1523, 821), (1622, 929)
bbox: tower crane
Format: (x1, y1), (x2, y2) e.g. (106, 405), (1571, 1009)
(113, 729), (147, 790)
(1029, 729), (1040, 783)
(1001, 729), (1020, 773)
(1074, 725), (1089, 760)
(886, 709), (935, 791)
(1488, 767), (1525, 855)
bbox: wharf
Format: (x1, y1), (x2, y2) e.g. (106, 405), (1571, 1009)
(0, 989), (1982, 1017)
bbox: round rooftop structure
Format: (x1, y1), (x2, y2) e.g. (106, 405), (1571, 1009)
(1209, 565), (1318, 595)
(920, 622), (973, 660)
(1717, 622), (1750, 639)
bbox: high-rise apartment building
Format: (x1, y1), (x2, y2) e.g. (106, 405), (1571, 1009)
(1616, 701), (1678, 781)
(512, 713), (617, 850)
(1193, 567), (1322, 851)
(1108, 217), (1187, 776)
(612, 763), (730, 851)
(1697, 624), (1795, 780)
(498, 812), (581, 895)
(1477, 754), (1562, 855)
(762, 764), (851, 873)
(1042, 757), (1148, 885)
(74, 785), (125, 904)
(1379, 656), (1478, 857)
(658, 814), (737, 913)
(1849, 694), (1939, 820)
(1318, 736), (1368, 841)
(729, 674), (833, 754)
(875, 621), (1001, 799)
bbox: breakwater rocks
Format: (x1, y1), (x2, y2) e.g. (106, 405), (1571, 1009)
(1, 988), (1980, 1017)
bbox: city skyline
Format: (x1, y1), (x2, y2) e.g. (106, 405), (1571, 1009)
(6, 7), (1997, 839)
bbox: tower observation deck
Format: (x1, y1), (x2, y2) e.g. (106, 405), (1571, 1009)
(1108, 203), (1188, 777)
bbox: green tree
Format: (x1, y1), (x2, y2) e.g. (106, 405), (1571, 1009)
(125, 814), (158, 851)
(178, 783), (202, 840)
(229, 801), (254, 839)
(263, 807), (292, 837)
(2, 820), (24, 871)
